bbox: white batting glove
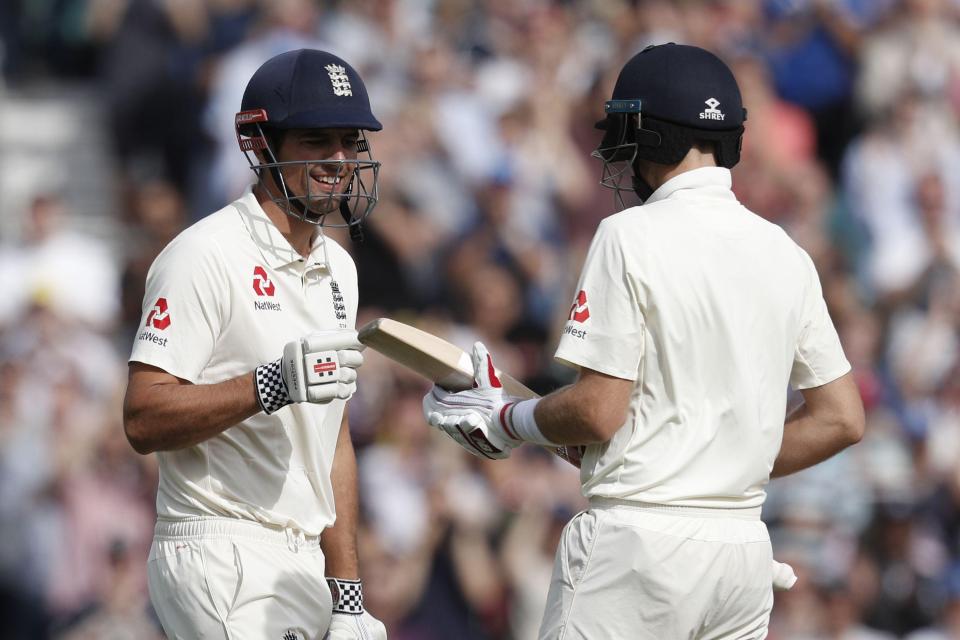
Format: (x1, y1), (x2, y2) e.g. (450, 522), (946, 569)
(255, 330), (364, 414)
(324, 578), (387, 640)
(772, 559), (798, 591)
(422, 342), (523, 460)
(325, 611), (387, 640)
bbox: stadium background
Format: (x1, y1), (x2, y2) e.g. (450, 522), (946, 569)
(2, 0), (960, 638)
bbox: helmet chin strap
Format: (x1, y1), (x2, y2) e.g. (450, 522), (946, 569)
(340, 199), (363, 242)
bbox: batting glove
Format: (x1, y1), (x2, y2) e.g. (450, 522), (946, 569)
(422, 342), (524, 460)
(772, 559), (797, 591)
(324, 578), (387, 640)
(255, 330), (364, 415)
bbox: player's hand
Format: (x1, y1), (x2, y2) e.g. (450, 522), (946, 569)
(772, 559), (797, 591)
(255, 330), (364, 414)
(422, 342), (522, 459)
(324, 611), (387, 640)
(324, 577), (387, 640)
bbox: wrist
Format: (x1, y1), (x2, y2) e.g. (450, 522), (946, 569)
(327, 577), (364, 615)
(502, 398), (556, 446)
(255, 359), (292, 415)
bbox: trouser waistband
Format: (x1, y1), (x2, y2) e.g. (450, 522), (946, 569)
(588, 497), (762, 520)
(154, 517), (322, 549)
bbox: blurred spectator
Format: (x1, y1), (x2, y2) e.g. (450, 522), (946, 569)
(118, 178), (187, 341)
(905, 563), (960, 640)
(759, 0), (866, 176)
(91, 0), (211, 194)
(0, 193), (119, 330)
(202, 0), (328, 209)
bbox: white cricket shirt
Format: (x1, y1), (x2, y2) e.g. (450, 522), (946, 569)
(556, 167), (850, 511)
(129, 189), (358, 535)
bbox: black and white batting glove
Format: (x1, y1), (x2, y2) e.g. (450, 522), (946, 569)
(324, 578), (387, 640)
(255, 330), (364, 415)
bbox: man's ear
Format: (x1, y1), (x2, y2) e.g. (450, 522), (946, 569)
(257, 129), (286, 165)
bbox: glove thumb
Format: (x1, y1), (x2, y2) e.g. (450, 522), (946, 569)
(471, 341), (502, 390)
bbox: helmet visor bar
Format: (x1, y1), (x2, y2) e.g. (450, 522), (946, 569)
(239, 126), (382, 228)
(254, 157), (380, 227)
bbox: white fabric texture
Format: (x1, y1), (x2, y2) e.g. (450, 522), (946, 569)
(129, 189), (359, 535)
(147, 518), (332, 640)
(538, 505), (774, 640)
(554, 167), (851, 510)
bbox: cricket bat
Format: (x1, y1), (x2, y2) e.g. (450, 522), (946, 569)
(357, 317), (582, 468)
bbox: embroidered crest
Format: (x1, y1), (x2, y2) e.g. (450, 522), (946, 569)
(325, 64), (353, 97)
(330, 280), (347, 327)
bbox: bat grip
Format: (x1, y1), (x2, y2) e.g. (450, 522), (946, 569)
(553, 445), (584, 468)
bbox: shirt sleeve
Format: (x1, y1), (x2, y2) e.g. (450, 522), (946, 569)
(128, 234), (224, 383)
(789, 250), (851, 389)
(554, 220), (644, 380)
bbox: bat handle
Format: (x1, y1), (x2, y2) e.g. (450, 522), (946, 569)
(554, 445), (584, 468)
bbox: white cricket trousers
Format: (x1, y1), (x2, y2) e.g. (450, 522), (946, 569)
(147, 518), (333, 640)
(539, 499), (774, 640)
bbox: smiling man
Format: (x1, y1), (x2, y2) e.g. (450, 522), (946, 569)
(123, 50), (386, 640)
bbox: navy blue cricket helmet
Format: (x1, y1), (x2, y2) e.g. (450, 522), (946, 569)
(594, 43), (747, 202)
(236, 49), (382, 237)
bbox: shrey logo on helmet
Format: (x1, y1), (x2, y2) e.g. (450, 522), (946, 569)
(252, 266), (275, 297)
(324, 64), (353, 96)
(146, 297), (171, 330)
(592, 43), (746, 206)
(569, 290), (590, 323)
(700, 98), (725, 121)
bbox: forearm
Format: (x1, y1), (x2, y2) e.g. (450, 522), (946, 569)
(124, 371), (260, 453)
(771, 403), (856, 478)
(533, 385), (611, 445)
(321, 410), (359, 579)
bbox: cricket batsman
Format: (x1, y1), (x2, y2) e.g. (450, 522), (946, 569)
(123, 49), (387, 640)
(422, 43), (865, 638)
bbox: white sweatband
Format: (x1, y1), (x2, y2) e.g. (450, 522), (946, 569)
(507, 398), (556, 446)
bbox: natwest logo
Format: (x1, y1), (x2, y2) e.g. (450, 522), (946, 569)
(253, 266), (275, 297)
(568, 290), (590, 323)
(146, 297), (171, 330)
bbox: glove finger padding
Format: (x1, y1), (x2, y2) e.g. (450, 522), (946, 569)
(307, 381), (357, 403)
(440, 414), (512, 460)
(471, 341), (503, 390)
(283, 331), (364, 406)
(303, 330), (363, 353)
(424, 383), (498, 412)
(337, 349), (364, 369)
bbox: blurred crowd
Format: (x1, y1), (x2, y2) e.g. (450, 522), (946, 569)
(3, 0), (960, 638)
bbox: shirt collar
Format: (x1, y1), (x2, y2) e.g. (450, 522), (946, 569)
(234, 188), (329, 271)
(644, 167), (734, 206)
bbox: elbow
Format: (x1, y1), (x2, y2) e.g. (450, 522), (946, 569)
(842, 411), (866, 447)
(830, 402), (865, 449)
(122, 404), (156, 455)
(580, 405), (627, 443)
(843, 395), (867, 446)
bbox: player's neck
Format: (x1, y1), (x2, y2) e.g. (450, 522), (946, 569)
(636, 147), (719, 194)
(254, 184), (316, 258)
